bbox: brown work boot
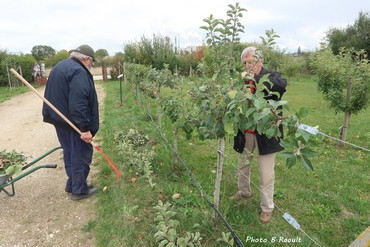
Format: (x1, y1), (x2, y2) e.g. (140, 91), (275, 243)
(260, 212), (273, 223)
(229, 192), (252, 200)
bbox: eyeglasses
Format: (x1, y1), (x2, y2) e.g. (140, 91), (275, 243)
(88, 57), (95, 65)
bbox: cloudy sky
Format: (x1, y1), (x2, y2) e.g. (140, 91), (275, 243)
(0, 0), (367, 56)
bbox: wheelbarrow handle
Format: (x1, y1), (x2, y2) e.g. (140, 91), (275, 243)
(1, 164), (58, 190)
(45, 164), (57, 168)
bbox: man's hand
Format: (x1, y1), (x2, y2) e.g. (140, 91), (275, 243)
(81, 131), (93, 143)
(242, 71), (254, 78)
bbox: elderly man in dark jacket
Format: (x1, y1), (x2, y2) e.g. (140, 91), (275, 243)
(42, 44), (99, 200)
(230, 46), (287, 223)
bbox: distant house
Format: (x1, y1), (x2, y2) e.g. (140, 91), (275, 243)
(179, 46), (198, 55)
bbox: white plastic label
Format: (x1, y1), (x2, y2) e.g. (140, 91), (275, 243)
(298, 124), (318, 135)
(283, 212), (301, 230)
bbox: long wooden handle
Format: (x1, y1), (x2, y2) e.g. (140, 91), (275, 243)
(10, 68), (96, 146)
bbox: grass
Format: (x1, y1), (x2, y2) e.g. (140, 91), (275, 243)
(90, 74), (370, 247)
(0, 84), (30, 103)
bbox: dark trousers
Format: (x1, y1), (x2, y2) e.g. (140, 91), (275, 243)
(55, 127), (93, 194)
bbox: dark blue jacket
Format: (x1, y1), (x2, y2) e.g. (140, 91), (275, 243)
(42, 58), (99, 136)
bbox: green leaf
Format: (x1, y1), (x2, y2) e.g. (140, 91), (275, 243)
(269, 100), (287, 109)
(167, 229), (177, 242)
(165, 211), (177, 218)
(297, 129), (312, 142)
(154, 231), (167, 240)
(205, 114), (215, 129)
(243, 107), (254, 118)
(215, 121), (226, 138)
(279, 139), (295, 149)
(297, 107), (309, 118)
(265, 126), (277, 138)
(297, 155), (314, 172)
(199, 25), (209, 31)
(279, 152), (295, 159)
(5, 166), (15, 175)
(300, 147), (318, 157)
(286, 156), (297, 168)
(159, 240), (169, 247)
(199, 85), (207, 91)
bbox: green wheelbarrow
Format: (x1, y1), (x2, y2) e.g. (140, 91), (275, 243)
(0, 146), (62, 196)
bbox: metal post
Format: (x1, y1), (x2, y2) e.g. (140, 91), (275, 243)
(6, 63), (12, 92)
(118, 74), (123, 105)
(340, 76), (353, 143)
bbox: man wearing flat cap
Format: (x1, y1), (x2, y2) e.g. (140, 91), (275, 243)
(42, 44), (99, 200)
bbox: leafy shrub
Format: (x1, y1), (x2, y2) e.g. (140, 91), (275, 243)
(153, 200), (203, 247)
(114, 129), (155, 186)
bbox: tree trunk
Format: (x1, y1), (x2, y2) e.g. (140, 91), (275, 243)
(157, 84), (162, 129)
(212, 137), (225, 223)
(340, 77), (353, 145)
(123, 62), (127, 83)
(102, 62), (108, 82)
(173, 126), (178, 169)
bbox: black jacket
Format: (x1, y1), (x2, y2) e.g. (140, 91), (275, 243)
(42, 58), (99, 136)
(252, 67), (287, 155)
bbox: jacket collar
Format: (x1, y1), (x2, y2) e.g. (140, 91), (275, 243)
(71, 58), (93, 77)
(258, 67), (267, 75)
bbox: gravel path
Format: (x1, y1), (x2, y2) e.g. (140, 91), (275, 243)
(0, 83), (105, 247)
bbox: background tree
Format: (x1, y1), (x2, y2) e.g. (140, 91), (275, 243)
(110, 54), (125, 80)
(123, 36), (153, 66)
(96, 48), (109, 58)
(263, 45), (286, 71)
(124, 34), (195, 75)
(0, 50), (9, 86)
(280, 55), (305, 83)
(45, 49), (70, 67)
(31, 45), (56, 61)
(176, 46), (204, 77)
(152, 34), (179, 71)
(95, 48), (109, 64)
(138, 35), (155, 66)
(310, 45), (370, 141)
(115, 51), (124, 57)
(123, 42), (140, 64)
(326, 11), (370, 55)
(297, 46), (302, 55)
(0, 52), (36, 86)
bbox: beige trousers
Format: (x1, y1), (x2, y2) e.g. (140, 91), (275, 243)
(238, 132), (276, 212)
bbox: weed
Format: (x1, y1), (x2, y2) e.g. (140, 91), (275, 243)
(81, 220), (96, 233)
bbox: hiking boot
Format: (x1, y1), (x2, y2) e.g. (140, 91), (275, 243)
(229, 192), (252, 200)
(260, 212), (273, 223)
(71, 188), (98, 201)
(65, 183), (93, 193)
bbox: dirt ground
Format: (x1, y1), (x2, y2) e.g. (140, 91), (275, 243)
(0, 82), (105, 246)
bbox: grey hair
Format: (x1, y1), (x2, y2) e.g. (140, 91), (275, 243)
(240, 46), (263, 62)
(70, 51), (89, 60)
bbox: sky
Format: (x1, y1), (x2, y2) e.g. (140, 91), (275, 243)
(0, 0), (368, 56)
